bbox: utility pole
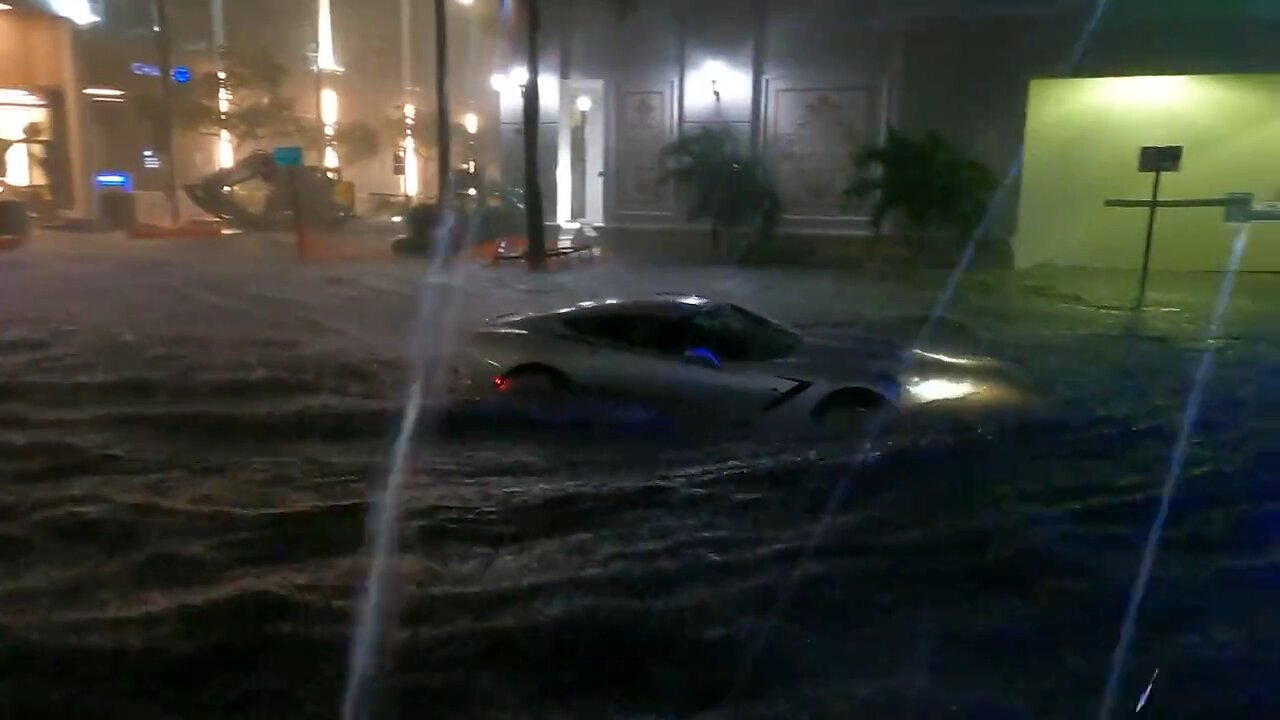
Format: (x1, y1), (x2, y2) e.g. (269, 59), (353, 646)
(434, 0), (451, 204)
(522, 0), (546, 269)
(152, 0), (180, 226)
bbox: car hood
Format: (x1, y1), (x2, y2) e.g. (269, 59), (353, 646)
(758, 333), (1007, 382)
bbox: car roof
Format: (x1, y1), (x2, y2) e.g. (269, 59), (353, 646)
(486, 295), (721, 326)
(545, 294), (719, 319)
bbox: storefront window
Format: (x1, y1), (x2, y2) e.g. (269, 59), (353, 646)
(0, 89), (50, 187)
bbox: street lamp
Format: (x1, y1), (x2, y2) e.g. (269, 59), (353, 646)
(320, 87), (339, 169)
(402, 103), (419, 197)
(315, 0), (343, 169)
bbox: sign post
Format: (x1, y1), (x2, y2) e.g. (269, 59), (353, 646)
(1134, 145), (1182, 309)
(271, 146), (308, 260)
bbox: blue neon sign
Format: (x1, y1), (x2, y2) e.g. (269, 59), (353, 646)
(130, 63), (191, 83)
(93, 172), (132, 191)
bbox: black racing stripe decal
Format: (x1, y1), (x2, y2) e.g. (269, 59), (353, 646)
(763, 377), (814, 412)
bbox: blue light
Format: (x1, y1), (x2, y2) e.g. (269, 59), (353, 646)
(93, 172), (132, 191)
(687, 347), (721, 368)
(130, 63), (191, 83)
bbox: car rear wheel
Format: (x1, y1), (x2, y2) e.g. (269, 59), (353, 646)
(812, 388), (891, 432)
(500, 365), (572, 402)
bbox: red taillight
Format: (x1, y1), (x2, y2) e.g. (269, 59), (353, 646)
(493, 376), (508, 391)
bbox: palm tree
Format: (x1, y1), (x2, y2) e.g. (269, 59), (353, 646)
(659, 126), (781, 260)
(843, 128), (997, 250)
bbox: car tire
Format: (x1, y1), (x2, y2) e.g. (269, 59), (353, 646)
(812, 388), (891, 431)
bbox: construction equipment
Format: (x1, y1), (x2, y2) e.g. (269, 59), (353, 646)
(183, 151), (354, 231)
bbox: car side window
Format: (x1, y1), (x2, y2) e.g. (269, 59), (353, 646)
(563, 312), (688, 355)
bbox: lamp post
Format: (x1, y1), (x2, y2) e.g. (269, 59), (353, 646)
(434, 0), (450, 203)
(315, 0), (341, 171)
(152, 0), (180, 226)
(399, 0), (418, 198)
(210, 0), (233, 169)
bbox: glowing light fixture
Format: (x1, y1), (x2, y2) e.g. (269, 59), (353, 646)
(456, 0), (474, 5)
(509, 66), (529, 87)
(216, 72), (234, 169)
(1099, 75), (1188, 106)
(400, 103), (418, 196)
(83, 88), (126, 97)
(462, 112), (479, 134)
(47, 0), (100, 25)
(319, 87), (340, 167)
(575, 95), (592, 113)
(320, 88), (339, 127)
(402, 136), (418, 196)
(315, 0), (342, 72)
(0, 89), (46, 107)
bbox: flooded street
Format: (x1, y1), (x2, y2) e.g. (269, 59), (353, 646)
(0, 235), (1277, 719)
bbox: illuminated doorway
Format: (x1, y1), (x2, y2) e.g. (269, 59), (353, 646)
(0, 89), (51, 189)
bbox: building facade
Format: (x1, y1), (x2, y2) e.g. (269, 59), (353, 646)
(0, 1), (86, 215)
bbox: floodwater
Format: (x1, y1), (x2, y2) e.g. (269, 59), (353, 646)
(0, 235), (1277, 719)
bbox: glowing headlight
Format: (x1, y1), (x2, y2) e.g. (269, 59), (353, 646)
(907, 378), (978, 403)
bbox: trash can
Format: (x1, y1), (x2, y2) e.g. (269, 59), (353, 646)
(98, 189), (136, 231)
(0, 198), (30, 249)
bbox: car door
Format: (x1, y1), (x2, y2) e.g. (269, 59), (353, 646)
(666, 311), (798, 422)
(555, 311), (694, 413)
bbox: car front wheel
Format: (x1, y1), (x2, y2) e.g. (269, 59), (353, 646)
(811, 388), (892, 432)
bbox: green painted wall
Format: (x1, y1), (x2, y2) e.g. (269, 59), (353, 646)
(1015, 74), (1280, 272)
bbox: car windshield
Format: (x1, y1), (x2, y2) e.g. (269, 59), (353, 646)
(689, 303), (802, 361)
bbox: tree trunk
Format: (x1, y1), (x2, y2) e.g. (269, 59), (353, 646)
(522, 0), (547, 271)
(434, 0), (450, 207)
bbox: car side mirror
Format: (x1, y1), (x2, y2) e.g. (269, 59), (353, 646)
(682, 348), (720, 369)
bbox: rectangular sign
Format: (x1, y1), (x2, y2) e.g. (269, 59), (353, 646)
(130, 63), (191, 83)
(1138, 145), (1183, 173)
(272, 146), (304, 167)
(92, 172), (132, 191)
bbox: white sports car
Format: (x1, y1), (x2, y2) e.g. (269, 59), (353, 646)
(452, 294), (1021, 430)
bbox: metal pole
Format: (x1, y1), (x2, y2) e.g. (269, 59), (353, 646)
(675, 4), (687, 136)
(749, 0), (766, 151)
(401, 0), (411, 93)
(434, 0), (451, 204)
(211, 0), (225, 59)
(1135, 170), (1162, 310)
(152, 0), (180, 227)
(523, 0), (547, 268)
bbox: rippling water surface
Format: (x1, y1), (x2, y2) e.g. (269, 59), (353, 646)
(1, 237), (1277, 719)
